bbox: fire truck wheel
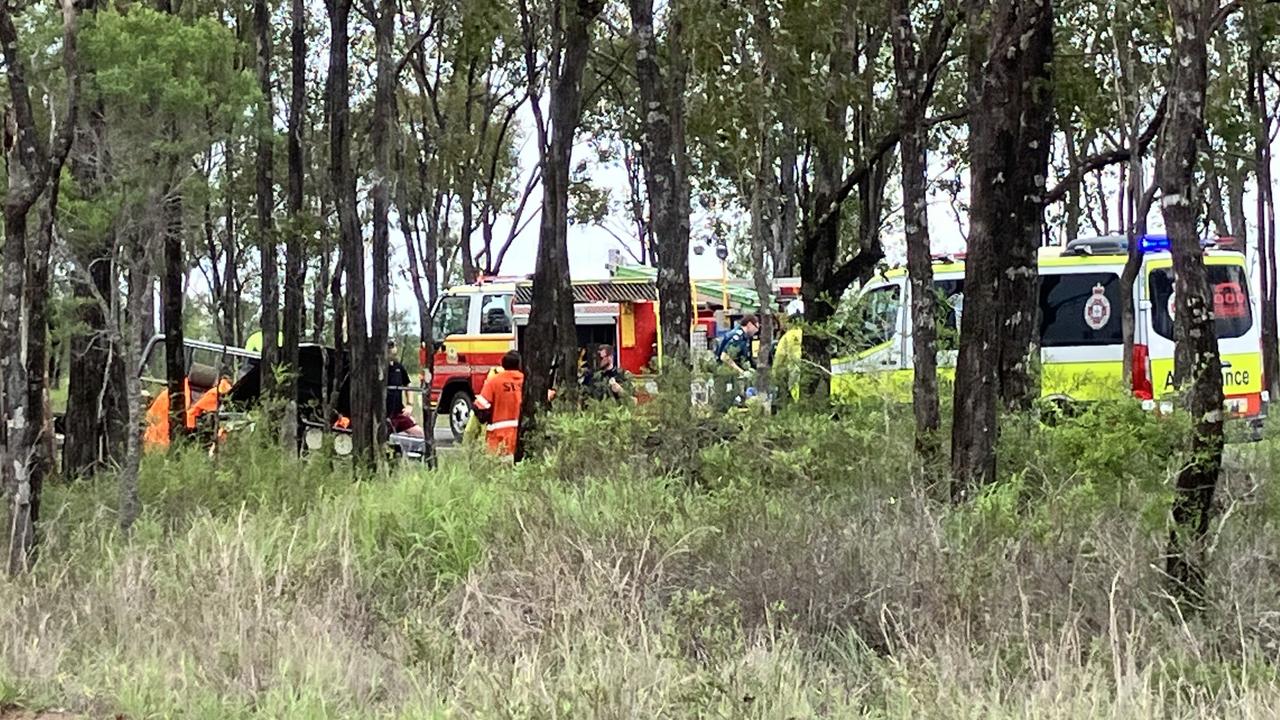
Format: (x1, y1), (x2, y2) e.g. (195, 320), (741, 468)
(448, 391), (473, 441)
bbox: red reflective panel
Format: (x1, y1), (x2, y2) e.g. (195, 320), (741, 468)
(1213, 282), (1247, 319)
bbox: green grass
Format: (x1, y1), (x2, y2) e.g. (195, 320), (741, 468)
(3, 400), (1280, 717)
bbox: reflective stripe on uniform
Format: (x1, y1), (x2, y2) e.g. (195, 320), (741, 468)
(474, 396), (492, 410)
(487, 419), (519, 431)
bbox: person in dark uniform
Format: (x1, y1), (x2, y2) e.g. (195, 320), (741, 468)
(715, 313), (760, 374)
(581, 344), (629, 401)
(386, 339), (424, 438)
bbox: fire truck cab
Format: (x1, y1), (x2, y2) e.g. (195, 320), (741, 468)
(428, 276), (662, 439)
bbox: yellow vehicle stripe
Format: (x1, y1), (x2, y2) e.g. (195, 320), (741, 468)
(444, 335), (514, 354)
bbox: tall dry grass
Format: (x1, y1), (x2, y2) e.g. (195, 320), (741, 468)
(1, 400), (1279, 718)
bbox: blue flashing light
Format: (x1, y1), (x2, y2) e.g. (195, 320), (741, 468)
(1139, 234), (1171, 253)
(1138, 234), (1222, 254)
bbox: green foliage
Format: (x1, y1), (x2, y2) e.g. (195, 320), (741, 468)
(82, 7), (255, 133)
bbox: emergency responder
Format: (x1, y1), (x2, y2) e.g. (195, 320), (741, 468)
(474, 350), (524, 456)
(387, 338), (424, 438)
(716, 313), (760, 374)
(713, 313), (760, 410)
(581, 344), (629, 401)
(772, 304), (803, 406)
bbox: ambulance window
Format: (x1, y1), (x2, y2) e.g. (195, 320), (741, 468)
(933, 279), (964, 351)
(431, 295), (471, 341)
(1148, 265), (1253, 341)
(1040, 272), (1123, 347)
(479, 294), (512, 334)
(857, 285), (901, 350)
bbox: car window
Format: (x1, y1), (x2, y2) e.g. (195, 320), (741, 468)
(855, 285), (901, 351)
(431, 295), (471, 341)
(1148, 264), (1253, 341)
(1040, 272), (1123, 347)
(479, 294), (512, 334)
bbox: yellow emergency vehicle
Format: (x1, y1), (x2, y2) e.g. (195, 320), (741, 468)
(831, 235), (1267, 434)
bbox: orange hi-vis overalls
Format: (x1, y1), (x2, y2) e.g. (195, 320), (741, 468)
(475, 369), (524, 456)
(143, 378), (232, 450)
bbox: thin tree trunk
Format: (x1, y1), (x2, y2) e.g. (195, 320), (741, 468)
(223, 139), (242, 346)
(161, 182), (186, 445)
(280, 0), (308, 452)
(119, 252), (146, 531)
(1249, 22), (1279, 398)
(1158, 0), (1223, 608)
(368, 0), (395, 453)
(890, 0), (950, 468)
(326, 0), (372, 459)
(774, 123), (799, 275)
(313, 186), (331, 345)
(255, 0), (279, 400)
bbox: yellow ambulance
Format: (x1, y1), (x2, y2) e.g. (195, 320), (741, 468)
(831, 235), (1267, 435)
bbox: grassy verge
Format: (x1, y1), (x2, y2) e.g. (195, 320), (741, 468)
(2, 399), (1280, 717)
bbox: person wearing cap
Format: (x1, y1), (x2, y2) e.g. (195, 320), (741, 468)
(386, 338), (424, 438)
(581, 344), (629, 402)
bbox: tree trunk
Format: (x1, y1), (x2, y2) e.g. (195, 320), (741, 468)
(65, 44), (123, 476)
(161, 182), (186, 445)
(279, 0), (308, 452)
(119, 250), (147, 531)
(18, 200), (58, 560)
(326, 0), (372, 460)
(774, 124), (799, 276)
(951, 0), (1053, 497)
(517, 0), (605, 461)
(749, 119), (775, 393)
(994, 2), (1052, 413)
(369, 0), (395, 453)
(255, 0), (279, 400)
(889, 0), (944, 467)
(799, 16), (857, 402)
(0, 0), (79, 571)
(313, 186), (331, 345)
(629, 0), (693, 367)
(223, 140), (242, 347)
(1158, 0), (1223, 608)
(1250, 25), (1279, 398)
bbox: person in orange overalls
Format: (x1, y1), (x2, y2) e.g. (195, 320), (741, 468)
(473, 350), (524, 456)
(143, 377), (232, 450)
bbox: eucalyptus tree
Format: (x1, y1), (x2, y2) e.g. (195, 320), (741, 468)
(889, 0), (956, 466)
(1158, 0), (1225, 606)
(950, 0), (1054, 496)
(76, 5), (254, 520)
(516, 0), (606, 460)
(1, 0), (80, 571)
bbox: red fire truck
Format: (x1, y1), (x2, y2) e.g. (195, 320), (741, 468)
(426, 271), (800, 439)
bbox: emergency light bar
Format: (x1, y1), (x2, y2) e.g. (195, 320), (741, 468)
(1138, 234), (1240, 254)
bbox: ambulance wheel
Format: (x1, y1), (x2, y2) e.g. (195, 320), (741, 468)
(447, 391), (473, 442)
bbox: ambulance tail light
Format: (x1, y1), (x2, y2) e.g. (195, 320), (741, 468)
(1132, 343), (1153, 400)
